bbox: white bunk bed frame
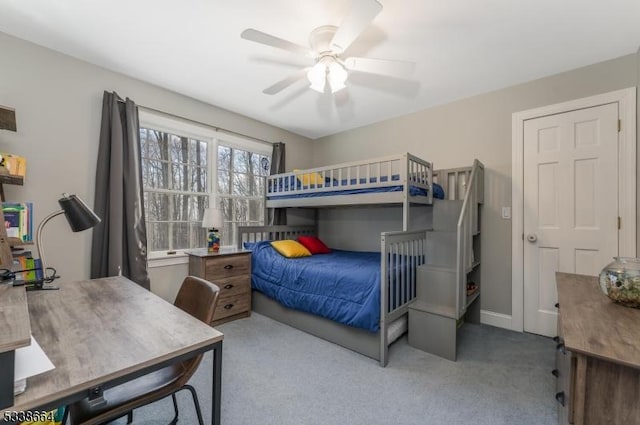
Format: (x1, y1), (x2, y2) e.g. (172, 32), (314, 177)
(266, 152), (433, 230)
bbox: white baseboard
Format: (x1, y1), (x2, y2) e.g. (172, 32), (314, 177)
(480, 310), (513, 330)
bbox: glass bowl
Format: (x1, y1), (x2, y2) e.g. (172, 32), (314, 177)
(598, 257), (640, 308)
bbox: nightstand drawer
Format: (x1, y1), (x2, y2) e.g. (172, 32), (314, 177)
(213, 291), (251, 322)
(205, 255), (250, 279)
(214, 275), (250, 298)
(187, 248), (252, 326)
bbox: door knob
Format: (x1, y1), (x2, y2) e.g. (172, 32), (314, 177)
(526, 234), (537, 243)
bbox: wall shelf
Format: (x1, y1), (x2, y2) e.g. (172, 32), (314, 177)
(465, 290), (480, 310)
(8, 238), (33, 247)
(0, 174), (24, 186)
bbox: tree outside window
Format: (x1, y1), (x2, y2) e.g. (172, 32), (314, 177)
(217, 145), (270, 246)
(140, 121), (270, 254)
(140, 128), (208, 252)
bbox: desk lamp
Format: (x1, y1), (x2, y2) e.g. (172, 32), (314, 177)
(35, 193), (101, 289)
(202, 207), (222, 253)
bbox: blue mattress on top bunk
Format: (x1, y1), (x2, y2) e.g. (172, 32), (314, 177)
(247, 240), (381, 332)
(268, 174), (431, 200)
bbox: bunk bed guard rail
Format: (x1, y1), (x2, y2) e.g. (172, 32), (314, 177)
(266, 152), (432, 198)
(236, 225), (316, 248)
(380, 228), (428, 365)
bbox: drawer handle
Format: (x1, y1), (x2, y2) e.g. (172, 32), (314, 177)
(551, 369), (559, 378)
(223, 284), (234, 290)
(224, 264), (234, 270)
(556, 343), (565, 354)
(555, 391), (566, 407)
(555, 302), (559, 308)
(552, 336), (560, 343)
(224, 303), (234, 310)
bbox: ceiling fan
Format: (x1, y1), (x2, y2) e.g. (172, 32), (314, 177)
(241, 0), (415, 95)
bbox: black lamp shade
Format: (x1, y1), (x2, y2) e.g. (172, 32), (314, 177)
(58, 194), (101, 232)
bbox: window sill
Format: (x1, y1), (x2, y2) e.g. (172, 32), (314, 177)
(147, 252), (189, 268)
(146, 244), (237, 268)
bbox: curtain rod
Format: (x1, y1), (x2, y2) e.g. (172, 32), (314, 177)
(115, 98), (274, 146)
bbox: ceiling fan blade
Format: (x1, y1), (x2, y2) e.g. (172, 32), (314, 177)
(344, 57), (415, 78)
(241, 29), (312, 57)
(331, 0), (383, 53)
(262, 69), (309, 95)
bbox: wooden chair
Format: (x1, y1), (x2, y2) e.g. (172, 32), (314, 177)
(67, 276), (220, 425)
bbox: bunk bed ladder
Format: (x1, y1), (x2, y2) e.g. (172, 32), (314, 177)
(411, 160), (483, 361)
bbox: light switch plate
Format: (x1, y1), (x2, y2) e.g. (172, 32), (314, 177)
(501, 207), (511, 219)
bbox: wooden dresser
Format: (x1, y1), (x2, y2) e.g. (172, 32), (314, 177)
(555, 272), (640, 425)
(187, 248), (251, 326)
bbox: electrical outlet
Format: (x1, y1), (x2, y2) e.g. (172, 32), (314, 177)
(501, 207), (511, 219)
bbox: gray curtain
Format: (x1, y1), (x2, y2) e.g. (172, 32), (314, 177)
(268, 142), (286, 226)
(90, 91), (150, 290)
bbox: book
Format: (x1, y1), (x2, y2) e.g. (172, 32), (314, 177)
(12, 256), (27, 280)
(34, 258), (43, 280)
(10, 251), (42, 283)
(2, 201), (33, 241)
(3, 209), (20, 238)
(26, 257), (36, 281)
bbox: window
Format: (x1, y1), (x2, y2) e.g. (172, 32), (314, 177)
(140, 128), (209, 253)
(217, 145), (271, 245)
(139, 111), (271, 258)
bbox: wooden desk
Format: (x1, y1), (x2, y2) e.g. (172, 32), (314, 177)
(555, 272), (640, 424)
(0, 277), (224, 424)
(0, 285), (31, 410)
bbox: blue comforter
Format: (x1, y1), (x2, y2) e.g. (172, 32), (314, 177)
(249, 241), (381, 332)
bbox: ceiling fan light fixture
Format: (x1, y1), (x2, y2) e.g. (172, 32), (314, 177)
(242, 0), (416, 97)
(307, 62), (327, 93)
(328, 61), (348, 93)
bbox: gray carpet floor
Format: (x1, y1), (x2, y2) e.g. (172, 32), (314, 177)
(121, 313), (556, 425)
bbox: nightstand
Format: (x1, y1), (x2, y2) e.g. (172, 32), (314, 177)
(186, 247), (252, 326)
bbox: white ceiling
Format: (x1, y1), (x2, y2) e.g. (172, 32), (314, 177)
(1, 0), (639, 139)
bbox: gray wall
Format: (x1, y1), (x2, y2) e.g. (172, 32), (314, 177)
(313, 52), (640, 316)
(0, 32), (314, 301)
(318, 206), (431, 251)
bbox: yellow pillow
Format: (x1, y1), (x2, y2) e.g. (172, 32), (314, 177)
(271, 240), (312, 258)
(293, 169), (324, 186)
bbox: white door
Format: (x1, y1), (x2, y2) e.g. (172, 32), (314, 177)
(523, 103), (619, 336)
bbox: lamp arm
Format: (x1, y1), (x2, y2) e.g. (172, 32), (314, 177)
(36, 209), (64, 279)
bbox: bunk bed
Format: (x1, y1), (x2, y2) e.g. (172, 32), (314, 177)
(238, 225), (427, 367)
(266, 152), (433, 230)
(237, 153), (482, 366)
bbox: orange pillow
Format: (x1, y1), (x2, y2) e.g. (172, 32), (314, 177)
(270, 240), (312, 258)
